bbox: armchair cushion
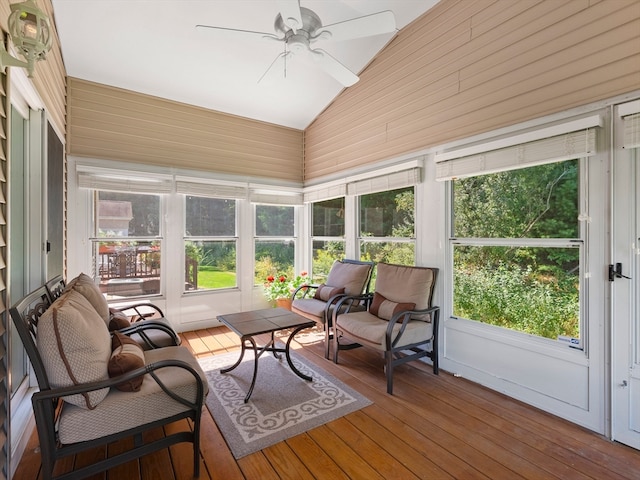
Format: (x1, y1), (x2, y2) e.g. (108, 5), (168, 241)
(374, 263), (436, 319)
(336, 311), (433, 350)
(326, 260), (373, 296)
(109, 332), (145, 392)
(369, 292), (415, 321)
(37, 289), (111, 409)
(314, 284), (345, 301)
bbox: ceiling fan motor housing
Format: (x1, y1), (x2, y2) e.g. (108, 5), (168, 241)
(274, 6), (322, 39)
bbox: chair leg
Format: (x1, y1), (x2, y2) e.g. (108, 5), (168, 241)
(324, 322), (331, 359)
(385, 351), (394, 394)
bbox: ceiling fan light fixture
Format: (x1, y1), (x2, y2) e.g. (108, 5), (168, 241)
(0, 0), (52, 78)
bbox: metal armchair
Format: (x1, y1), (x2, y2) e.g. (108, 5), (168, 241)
(291, 259), (374, 358)
(332, 262), (440, 394)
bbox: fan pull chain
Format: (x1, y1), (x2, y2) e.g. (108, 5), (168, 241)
(283, 43), (288, 79)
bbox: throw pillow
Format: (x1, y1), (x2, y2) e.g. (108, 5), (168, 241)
(109, 309), (131, 331)
(314, 284), (345, 302)
(108, 332), (145, 392)
(37, 289), (111, 409)
(369, 292), (416, 321)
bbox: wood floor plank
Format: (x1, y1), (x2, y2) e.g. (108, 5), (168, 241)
(346, 408), (456, 480)
(140, 427), (175, 480)
(164, 420), (209, 480)
(306, 424), (386, 479)
(401, 368), (625, 480)
(261, 441), (316, 479)
(361, 403), (492, 480)
(326, 415), (421, 480)
(236, 452), (280, 479)
(198, 412), (245, 480)
(284, 433), (350, 479)
(106, 437), (140, 479)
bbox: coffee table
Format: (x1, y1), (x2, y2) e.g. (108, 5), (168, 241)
(217, 308), (316, 402)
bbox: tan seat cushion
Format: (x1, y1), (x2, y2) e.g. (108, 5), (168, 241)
(57, 345), (208, 444)
(37, 289), (111, 409)
(336, 311), (433, 351)
(292, 297), (367, 324)
(325, 261), (372, 296)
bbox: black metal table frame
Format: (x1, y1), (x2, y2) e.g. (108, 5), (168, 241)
(221, 322), (313, 403)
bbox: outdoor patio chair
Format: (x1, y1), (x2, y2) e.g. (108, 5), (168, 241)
(45, 274), (180, 350)
(291, 259), (374, 358)
(332, 262), (440, 394)
(10, 284), (207, 480)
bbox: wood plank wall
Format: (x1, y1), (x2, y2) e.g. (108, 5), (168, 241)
(67, 78), (304, 183)
(304, 0), (640, 181)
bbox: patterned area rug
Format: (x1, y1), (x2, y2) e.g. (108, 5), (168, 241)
(199, 347), (372, 459)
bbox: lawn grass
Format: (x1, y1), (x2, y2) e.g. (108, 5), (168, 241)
(197, 268), (236, 289)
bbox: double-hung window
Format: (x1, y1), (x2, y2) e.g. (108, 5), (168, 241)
(254, 204), (296, 283)
(437, 119), (599, 344)
(93, 191), (163, 299)
(358, 186), (415, 266)
(177, 179), (246, 292)
(310, 197), (345, 283)
(184, 195), (237, 291)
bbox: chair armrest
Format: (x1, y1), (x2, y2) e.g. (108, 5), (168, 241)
(118, 320), (181, 348)
(386, 306), (440, 348)
(332, 293), (374, 322)
(112, 303), (165, 322)
(291, 284), (319, 300)
(32, 358), (205, 407)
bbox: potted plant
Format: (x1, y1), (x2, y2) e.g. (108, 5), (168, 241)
(263, 271), (308, 309)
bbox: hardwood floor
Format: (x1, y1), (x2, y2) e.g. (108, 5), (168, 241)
(14, 325), (640, 480)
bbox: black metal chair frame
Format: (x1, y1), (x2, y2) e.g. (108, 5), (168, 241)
(291, 259), (375, 359)
(45, 274), (181, 349)
(10, 285), (205, 480)
(332, 266), (440, 394)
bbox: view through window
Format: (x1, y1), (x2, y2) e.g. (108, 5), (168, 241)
(94, 191), (162, 298)
(184, 195), (237, 291)
(452, 159), (582, 342)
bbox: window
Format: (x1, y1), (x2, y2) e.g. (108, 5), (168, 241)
(451, 160), (582, 341)
(311, 197), (345, 283)
(184, 195), (237, 291)
(254, 204), (296, 284)
(359, 187), (415, 266)
(93, 191), (162, 299)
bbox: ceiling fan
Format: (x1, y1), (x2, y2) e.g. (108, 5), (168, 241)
(196, 0), (397, 87)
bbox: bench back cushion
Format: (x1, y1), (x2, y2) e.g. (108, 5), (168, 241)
(37, 289), (111, 409)
(65, 273), (110, 323)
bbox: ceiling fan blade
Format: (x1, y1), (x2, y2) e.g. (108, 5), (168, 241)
(316, 10), (396, 42)
(311, 49), (359, 87)
(196, 24), (280, 42)
(276, 0), (303, 32)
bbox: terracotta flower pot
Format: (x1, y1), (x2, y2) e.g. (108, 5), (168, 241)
(275, 298), (293, 310)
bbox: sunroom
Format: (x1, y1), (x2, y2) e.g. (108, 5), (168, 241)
(1, 0), (639, 478)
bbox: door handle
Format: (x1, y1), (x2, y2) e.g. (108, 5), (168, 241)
(609, 263), (631, 281)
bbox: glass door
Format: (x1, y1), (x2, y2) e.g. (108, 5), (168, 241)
(611, 103), (640, 449)
(9, 106), (28, 400)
